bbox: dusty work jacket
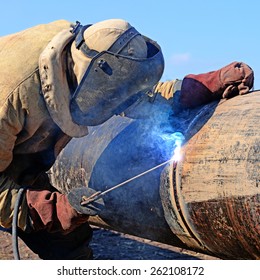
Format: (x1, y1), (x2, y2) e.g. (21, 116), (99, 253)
(0, 20), (89, 186)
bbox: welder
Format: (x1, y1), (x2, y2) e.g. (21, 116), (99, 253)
(0, 18), (164, 259)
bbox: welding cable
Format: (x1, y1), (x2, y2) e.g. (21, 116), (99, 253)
(12, 187), (27, 260)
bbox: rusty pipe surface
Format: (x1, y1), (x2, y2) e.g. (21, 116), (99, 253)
(50, 92), (260, 259)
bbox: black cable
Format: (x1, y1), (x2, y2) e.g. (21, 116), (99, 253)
(12, 187), (26, 260)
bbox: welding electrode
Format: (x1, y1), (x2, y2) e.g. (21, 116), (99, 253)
(81, 158), (177, 206)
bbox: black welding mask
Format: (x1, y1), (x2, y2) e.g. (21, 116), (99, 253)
(70, 24), (164, 126)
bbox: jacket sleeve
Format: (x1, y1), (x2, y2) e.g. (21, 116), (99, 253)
(153, 80), (182, 100)
(0, 91), (25, 172)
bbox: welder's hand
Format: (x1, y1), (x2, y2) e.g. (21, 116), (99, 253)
(179, 61), (254, 109)
(67, 187), (105, 216)
(221, 62), (254, 98)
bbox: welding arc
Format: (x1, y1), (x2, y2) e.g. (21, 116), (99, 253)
(81, 158), (175, 206)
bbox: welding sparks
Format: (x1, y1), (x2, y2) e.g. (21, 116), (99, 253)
(160, 131), (185, 162)
(171, 132), (184, 162)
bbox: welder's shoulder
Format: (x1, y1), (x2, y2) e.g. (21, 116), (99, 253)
(0, 20), (72, 105)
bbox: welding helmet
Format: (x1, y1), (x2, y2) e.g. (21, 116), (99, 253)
(70, 19), (164, 126)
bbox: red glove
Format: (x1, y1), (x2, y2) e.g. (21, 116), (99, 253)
(26, 188), (90, 234)
(179, 61), (254, 108)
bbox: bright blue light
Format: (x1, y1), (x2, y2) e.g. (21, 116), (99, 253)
(160, 132), (185, 161)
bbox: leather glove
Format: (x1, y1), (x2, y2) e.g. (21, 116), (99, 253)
(179, 61), (254, 108)
(67, 187), (105, 216)
(27, 187), (91, 234)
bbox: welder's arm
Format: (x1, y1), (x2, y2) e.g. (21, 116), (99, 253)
(179, 61), (254, 109)
(155, 62), (254, 110)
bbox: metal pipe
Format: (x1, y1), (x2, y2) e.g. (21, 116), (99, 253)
(160, 91), (260, 259)
(49, 92), (260, 259)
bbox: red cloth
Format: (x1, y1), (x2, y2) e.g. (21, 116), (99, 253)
(180, 61), (254, 108)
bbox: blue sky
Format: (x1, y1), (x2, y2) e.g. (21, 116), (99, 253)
(1, 0), (259, 88)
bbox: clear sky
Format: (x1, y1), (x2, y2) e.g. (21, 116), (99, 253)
(1, 0), (259, 89)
